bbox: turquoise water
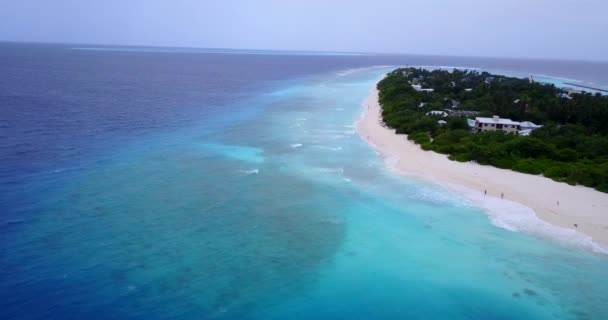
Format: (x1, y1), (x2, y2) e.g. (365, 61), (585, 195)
(3, 63), (608, 319)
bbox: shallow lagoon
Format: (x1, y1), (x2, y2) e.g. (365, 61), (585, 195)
(1, 45), (608, 319)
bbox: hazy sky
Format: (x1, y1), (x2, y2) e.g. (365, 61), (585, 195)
(1, 0), (607, 61)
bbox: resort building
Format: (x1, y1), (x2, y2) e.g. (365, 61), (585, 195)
(473, 116), (542, 135)
(474, 116), (521, 133)
(426, 110), (448, 117)
(519, 121), (542, 131)
(518, 121), (543, 136)
(411, 84), (434, 92)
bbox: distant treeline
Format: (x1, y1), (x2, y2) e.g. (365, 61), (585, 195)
(377, 68), (608, 192)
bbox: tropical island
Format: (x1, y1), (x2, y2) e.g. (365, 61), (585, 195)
(357, 68), (608, 248)
(377, 68), (608, 192)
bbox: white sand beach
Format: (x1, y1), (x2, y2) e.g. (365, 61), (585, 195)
(357, 85), (608, 252)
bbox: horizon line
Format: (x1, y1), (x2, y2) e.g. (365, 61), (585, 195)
(2, 39), (608, 64)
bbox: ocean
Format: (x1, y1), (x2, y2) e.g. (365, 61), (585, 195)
(1, 42), (608, 319)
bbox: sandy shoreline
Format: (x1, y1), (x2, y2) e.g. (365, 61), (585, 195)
(356, 85), (608, 253)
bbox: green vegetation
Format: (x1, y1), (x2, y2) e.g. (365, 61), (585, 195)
(377, 68), (608, 192)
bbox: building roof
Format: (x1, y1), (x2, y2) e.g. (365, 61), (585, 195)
(475, 116), (520, 126)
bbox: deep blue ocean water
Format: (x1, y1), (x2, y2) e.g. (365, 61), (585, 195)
(2, 42), (608, 319)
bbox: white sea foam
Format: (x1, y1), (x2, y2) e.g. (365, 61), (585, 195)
(367, 126), (608, 255)
(451, 184), (608, 255)
(290, 143), (303, 148)
(393, 168), (608, 255)
(239, 169), (259, 175)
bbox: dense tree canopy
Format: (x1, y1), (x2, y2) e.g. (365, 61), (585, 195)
(377, 68), (608, 192)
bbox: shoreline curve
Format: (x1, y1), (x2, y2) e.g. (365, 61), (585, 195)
(356, 83), (608, 254)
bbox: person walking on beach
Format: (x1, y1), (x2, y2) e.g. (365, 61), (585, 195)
(501, 193), (504, 199)
(484, 190), (487, 195)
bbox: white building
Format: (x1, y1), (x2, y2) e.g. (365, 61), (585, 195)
(427, 110), (448, 117)
(474, 116), (521, 133)
(412, 84), (434, 92)
(519, 121), (542, 131)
